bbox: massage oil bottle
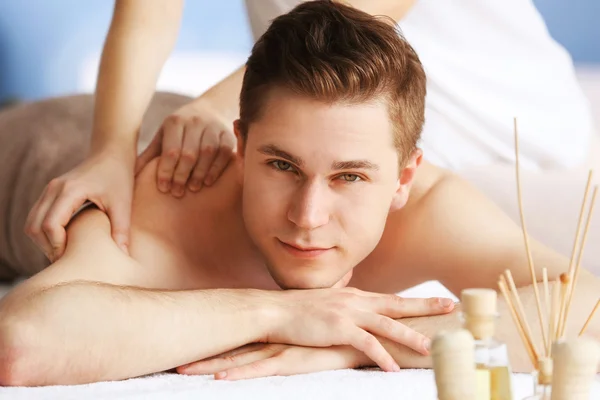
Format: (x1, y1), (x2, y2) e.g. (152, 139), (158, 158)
(461, 288), (514, 400)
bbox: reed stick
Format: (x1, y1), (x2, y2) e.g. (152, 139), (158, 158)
(556, 273), (570, 339)
(565, 170), (593, 279)
(542, 268), (550, 354)
(498, 278), (537, 365)
(513, 117), (548, 351)
(504, 269), (540, 358)
(561, 186), (597, 338)
(548, 278), (561, 357)
(579, 298), (600, 337)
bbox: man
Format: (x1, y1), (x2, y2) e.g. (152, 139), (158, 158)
(0, 0), (598, 387)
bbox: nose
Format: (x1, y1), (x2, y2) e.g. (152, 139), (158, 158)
(287, 180), (330, 230)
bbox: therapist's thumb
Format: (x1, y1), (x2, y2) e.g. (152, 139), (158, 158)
(108, 202), (132, 255)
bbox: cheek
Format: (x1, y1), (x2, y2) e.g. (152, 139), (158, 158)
(243, 171), (292, 229)
(337, 187), (392, 246)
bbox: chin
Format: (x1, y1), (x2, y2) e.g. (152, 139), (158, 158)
(267, 266), (343, 290)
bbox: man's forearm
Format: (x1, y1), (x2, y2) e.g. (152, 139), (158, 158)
(0, 283), (275, 386)
(195, 66), (245, 124)
(91, 0), (183, 156)
(380, 272), (600, 373)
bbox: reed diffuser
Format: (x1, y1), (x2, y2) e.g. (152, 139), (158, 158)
(498, 118), (600, 400)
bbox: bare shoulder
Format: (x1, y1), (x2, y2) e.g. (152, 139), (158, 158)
(356, 159), (528, 293)
(129, 156), (238, 249)
(7, 158), (213, 296)
(406, 160), (453, 205)
(351, 160), (453, 291)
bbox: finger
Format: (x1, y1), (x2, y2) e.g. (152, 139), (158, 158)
(375, 295), (455, 319)
(188, 127), (219, 189)
(201, 343), (267, 362)
(135, 130), (162, 176)
(358, 311), (430, 356)
(106, 198), (132, 255)
(178, 345), (278, 376)
(177, 343), (266, 372)
(171, 123), (202, 197)
(345, 326), (399, 373)
(41, 185), (89, 260)
(215, 357), (281, 381)
(202, 130), (235, 187)
(25, 184), (59, 260)
(157, 119), (184, 193)
(220, 346), (365, 381)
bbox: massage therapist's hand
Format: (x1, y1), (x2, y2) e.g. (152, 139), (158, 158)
(25, 149), (134, 261)
(177, 343), (372, 380)
(135, 98), (236, 198)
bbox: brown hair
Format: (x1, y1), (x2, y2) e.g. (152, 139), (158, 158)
(238, 0), (426, 165)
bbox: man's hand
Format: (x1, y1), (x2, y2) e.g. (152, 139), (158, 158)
(177, 290), (455, 378)
(135, 99), (236, 197)
(177, 343), (372, 380)
(25, 150), (135, 261)
(264, 289), (454, 372)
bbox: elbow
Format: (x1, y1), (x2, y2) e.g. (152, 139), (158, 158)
(0, 298), (54, 387)
(0, 350), (29, 387)
(0, 315), (40, 387)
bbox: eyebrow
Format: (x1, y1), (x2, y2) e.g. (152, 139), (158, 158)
(331, 160), (379, 171)
(258, 144), (379, 171)
(258, 144), (303, 166)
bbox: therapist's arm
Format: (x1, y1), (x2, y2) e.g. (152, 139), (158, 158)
(91, 0), (184, 155)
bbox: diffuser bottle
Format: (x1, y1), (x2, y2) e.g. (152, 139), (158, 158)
(460, 288), (514, 400)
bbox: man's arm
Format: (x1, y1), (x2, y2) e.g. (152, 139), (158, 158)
(0, 196), (442, 386)
(0, 210), (277, 386)
(382, 167), (600, 372)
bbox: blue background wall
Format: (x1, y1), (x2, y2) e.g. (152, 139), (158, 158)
(0, 0), (598, 103)
(532, 0), (600, 64)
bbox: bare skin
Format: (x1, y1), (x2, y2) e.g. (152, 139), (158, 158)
(0, 91), (598, 386)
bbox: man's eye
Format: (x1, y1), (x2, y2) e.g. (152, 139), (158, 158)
(272, 160), (293, 171)
(340, 174), (360, 182)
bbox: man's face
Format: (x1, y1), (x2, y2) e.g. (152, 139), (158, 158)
(238, 89), (413, 289)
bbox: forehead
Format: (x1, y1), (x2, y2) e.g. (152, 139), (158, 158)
(247, 89), (396, 158)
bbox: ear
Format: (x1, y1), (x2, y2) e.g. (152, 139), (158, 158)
(233, 120), (245, 157)
(233, 120), (246, 184)
(389, 148), (423, 212)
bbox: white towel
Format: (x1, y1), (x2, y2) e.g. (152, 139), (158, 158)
(1, 368), (598, 400)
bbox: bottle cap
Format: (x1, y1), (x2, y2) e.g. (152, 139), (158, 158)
(460, 289), (497, 339)
(461, 288), (497, 316)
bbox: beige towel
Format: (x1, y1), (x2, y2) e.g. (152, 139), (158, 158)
(0, 92), (191, 280)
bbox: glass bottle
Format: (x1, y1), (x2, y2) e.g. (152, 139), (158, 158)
(460, 288), (514, 400)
